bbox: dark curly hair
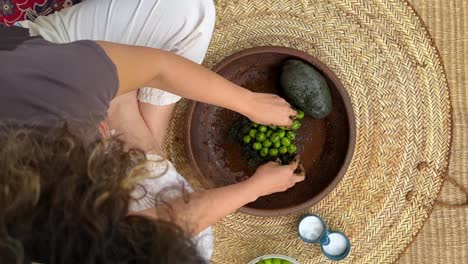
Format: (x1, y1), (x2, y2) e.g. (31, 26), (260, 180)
(0, 123), (206, 264)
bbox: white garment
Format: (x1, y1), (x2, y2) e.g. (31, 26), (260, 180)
(19, 0), (216, 259)
(19, 0), (216, 105)
(130, 155), (214, 261)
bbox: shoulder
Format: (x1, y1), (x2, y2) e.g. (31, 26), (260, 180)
(0, 29), (119, 125)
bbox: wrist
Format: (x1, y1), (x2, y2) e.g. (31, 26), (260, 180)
(233, 87), (254, 117)
(239, 178), (261, 203)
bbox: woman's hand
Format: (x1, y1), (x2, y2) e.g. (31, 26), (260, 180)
(245, 156), (306, 198)
(239, 92), (297, 127)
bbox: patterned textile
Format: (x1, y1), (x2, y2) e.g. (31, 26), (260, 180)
(0, 0), (81, 28)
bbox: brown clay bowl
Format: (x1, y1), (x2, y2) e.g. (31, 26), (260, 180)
(185, 47), (356, 217)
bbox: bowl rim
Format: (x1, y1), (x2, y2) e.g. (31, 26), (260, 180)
(185, 46), (356, 217)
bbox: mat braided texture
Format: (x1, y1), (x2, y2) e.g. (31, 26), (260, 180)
(164, 0), (453, 263)
(397, 0), (468, 263)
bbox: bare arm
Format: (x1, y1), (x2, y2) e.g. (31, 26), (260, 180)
(130, 160), (305, 235)
(134, 178), (258, 235)
(97, 41), (296, 126)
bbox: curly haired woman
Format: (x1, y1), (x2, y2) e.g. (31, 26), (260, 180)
(1, 0), (305, 263)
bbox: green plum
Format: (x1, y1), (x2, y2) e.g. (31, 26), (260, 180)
(286, 131), (296, 140)
(270, 133), (281, 143)
(249, 129), (258, 138)
(253, 142), (262, 150)
(279, 146), (288, 154)
(272, 259), (282, 264)
(263, 139), (272, 148)
(296, 110), (305, 120)
(288, 144), (297, 154)
(256, 133), (266, 142)
(266, 130), (273, 137)
(260, 147), (269, 157)
(291, 120), (301, 130)
(278, 129), (286, 138)
(281, 137), (291, 147)
(269, 148), (279, 157)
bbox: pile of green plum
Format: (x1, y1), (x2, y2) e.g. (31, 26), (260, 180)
(256, 258), (293, 264)
(242, 110), (304, 160)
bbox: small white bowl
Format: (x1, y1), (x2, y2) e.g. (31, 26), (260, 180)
(248, 254), (300, 264)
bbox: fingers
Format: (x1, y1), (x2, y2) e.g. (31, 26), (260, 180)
(293, 175), (306, 183)
(270, 94), (291, 108)
(279, 109), (294, 126)
(259, 93), (298, 127)
(293, 164), (306, 183)
(290, 156), (305, 183)
(275, 96), (289, 105)
(282, 105), (296, 127)
(264, 161), (281, 168)
(289, 108), (298, 117)
(288, 175), (305, 189)
(282, 116), (294, 126)
(289, 155), (301, 171)
(295, 164), (306, 176)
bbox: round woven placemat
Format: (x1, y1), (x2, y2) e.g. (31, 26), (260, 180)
(164, 0), (452, 263)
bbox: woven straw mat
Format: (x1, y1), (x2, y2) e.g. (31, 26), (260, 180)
(398, 0), (467, 263)
(164, 0), (453, 263)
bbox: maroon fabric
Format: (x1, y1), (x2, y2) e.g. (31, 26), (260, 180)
(0, 0), (81, 28)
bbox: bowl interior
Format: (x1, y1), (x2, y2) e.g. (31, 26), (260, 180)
(187, 47), (353, 216)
